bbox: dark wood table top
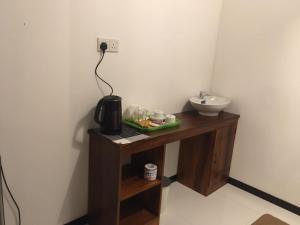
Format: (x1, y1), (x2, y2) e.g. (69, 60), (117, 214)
(89, 110), (240, 154)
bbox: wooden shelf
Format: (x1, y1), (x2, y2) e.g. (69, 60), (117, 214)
(120, 177), (161, 201)
(120, 209), (158, 225)
(120, 182), (161, 225)
(88, 110), (239, 225)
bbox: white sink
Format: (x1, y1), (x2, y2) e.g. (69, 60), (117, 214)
(189, 95), (231, 116)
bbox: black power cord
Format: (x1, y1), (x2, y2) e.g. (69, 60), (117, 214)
(95, 42), (114, 96)
(0, 162), (21, 225)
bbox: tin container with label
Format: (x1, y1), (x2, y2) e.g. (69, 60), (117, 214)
(144, 163), (158, 181)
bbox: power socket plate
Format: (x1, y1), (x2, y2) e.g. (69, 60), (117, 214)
(97, 37), (119, 53)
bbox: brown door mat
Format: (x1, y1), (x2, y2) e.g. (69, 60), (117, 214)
(252, 214), (289, 225)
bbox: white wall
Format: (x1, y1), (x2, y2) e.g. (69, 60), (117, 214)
(0, 0), (224, 224)
(212, 0), (300, 206)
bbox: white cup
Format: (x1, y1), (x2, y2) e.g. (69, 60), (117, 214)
(150, 110), (166, 124)
(166, 114), (176, 124)
(144, 163), (158, 181)
(153, 110), (165, 118)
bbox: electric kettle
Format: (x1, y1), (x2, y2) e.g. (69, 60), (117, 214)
(94, 95), (122, 135)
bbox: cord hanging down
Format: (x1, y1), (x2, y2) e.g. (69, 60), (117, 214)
(0, 162), (21, 225)
(94, 43), (114, 96)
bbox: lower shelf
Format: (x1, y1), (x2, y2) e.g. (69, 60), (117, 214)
(121, 176), (161, 201)
(120, 209), (159, 225)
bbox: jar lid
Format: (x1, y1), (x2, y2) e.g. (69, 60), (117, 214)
(145, 163), (157, 170)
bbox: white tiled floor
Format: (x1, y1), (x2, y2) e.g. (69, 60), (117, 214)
(160, 182), (300, 225)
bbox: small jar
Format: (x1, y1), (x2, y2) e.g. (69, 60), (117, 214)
(165, 114), (176, 124)
(144, 164), (158, 181)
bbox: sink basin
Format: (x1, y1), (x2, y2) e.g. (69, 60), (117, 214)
(189, 95), (231, 116)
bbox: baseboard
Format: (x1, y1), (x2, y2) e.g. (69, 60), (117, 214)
(64, 215), (88, 225)
(228, 177), (300, 216)
(167, 175), (299, 216)
(169, 174), (178, 183)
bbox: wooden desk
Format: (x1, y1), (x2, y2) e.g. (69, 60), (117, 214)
(88, 111), (240, 225)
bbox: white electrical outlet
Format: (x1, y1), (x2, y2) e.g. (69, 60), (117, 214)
(97, 37), (119, 53)
(109, 39), (119, 52)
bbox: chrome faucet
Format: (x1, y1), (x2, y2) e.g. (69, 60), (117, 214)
(199, 91), (208, 104)
(199, 91), (209, 99)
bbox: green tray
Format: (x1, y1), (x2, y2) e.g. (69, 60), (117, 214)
(123, 119), (181, 132)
